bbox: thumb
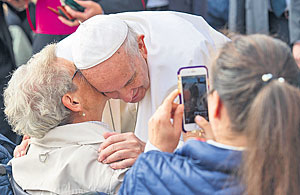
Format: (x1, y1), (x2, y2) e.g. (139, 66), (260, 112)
(102, 131), (119, 139)
(173, 104), (184, 133)
(195, 115), (215, 140)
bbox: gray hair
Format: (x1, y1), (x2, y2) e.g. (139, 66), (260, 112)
(4, 44), (77, 138)
(123, 24), (140, 56)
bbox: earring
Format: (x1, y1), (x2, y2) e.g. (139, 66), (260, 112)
(80, 112), (86, 117)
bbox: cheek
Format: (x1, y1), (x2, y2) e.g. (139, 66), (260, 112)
(136, 73), (150, 89)
(136, 59), (150, 87)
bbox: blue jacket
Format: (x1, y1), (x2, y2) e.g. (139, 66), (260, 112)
(119, 140), (244, 195)
(0, 134), (15, 164)
(0, 134), (16, 195)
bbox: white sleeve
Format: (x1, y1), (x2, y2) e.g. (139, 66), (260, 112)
(144, 140), (161, 152)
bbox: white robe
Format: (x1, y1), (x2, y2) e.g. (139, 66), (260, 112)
(102, 11), (229, 141)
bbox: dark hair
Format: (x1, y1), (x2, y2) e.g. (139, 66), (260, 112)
(210, 34), (300, 195)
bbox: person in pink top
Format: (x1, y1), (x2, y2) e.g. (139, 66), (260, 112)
(13, 0), (146, 53)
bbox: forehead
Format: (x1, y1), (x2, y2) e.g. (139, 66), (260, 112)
(81, 46), (134, 92)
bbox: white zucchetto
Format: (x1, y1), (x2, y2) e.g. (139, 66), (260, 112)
(56, 15), (128, 69)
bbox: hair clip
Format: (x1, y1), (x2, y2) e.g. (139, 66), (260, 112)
(262, 73), (285, 83)
(278, 77), (285, 83)
(262, 73), (273, 82)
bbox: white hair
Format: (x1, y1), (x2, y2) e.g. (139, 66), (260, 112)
(123, 25), (140, 56)
(4, 44), (77, 138)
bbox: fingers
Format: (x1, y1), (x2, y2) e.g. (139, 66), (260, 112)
(173, 104), (184, 131)
(102, 132), (118, 139)
(110, 158), (136, 170)
(292, 43), (300, 67)
(97, 132), (144, 169)
(162, 89), (180, 110)
(13, 139), (30, 158)
(64, 5), (86, 20)
(98, 140), (140, 162)
(23, 135), (30, 140)
(170, 102), (180, 118)
(195, 115), (215, 140)
(58, 16), (79, 27)
(99, 147), (140, 165)
(98, 133), (126, 151)
(75, 0), (104, 15)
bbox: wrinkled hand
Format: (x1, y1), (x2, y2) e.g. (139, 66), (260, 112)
(148, 89), (184, 153)
(194, 115), (215, 140)
(98, 132), (145, 169)
(293, 43), (300, 68)
(3, 0), (29, 11)
(58, 0), (103, 27)
(13, 135), (30, 158)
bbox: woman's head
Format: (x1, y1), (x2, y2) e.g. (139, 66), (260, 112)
(209, 34), (299, 133)
(209, 34), (300, 195)
(4, 44), (107, 139)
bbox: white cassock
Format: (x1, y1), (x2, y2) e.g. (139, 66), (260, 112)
(57, 11), (229, 142)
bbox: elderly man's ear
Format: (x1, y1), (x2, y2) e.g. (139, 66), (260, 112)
(137, 35), (147, 59)
(62, 93), (82, 112)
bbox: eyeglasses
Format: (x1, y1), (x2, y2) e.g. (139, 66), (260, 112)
(72, 68), (79, 80)
(72, 67), (107, 96)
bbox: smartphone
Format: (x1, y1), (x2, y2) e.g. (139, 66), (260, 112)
(48, 6), (75, 21)
(178, 66), (209, 131)
(63, 0), (85, 12)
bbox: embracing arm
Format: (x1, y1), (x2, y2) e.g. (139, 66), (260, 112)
(97, 90), (182, 169)
(98, 132), (145, 169)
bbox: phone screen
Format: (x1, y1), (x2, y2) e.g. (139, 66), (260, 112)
(181, 75), (208, 124)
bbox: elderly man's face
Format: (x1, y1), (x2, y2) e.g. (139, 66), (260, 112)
(81, 43), (150, 103)
(61, 58), (108, 121)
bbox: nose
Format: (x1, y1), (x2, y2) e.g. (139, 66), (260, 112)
(119, 88), (134, 102)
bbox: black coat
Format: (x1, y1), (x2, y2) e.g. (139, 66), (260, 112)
(0, 2), (22, 144)
(99, 0), (147, 14)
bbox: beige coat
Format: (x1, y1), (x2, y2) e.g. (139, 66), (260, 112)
(9, 122), (128, 195)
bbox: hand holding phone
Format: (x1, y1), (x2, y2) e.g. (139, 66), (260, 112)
(148, 90), (184, 152)
(59, 0), (103, 27)
(178, 66), (209, 132)
(48, 6), (75, 21)
(63, 0), (85, 12)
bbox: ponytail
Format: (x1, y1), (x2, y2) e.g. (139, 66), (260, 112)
(242, 82), (300, 195)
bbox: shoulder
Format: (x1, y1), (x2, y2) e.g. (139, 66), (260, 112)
(119, 150), (203, 194)
(119, 140), (243, 194)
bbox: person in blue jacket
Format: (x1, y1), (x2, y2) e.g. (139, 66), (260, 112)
(119, 34), (300, 195)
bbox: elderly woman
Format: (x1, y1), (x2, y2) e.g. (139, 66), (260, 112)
(119, 35), (300, 194)
(4, 44), (127, 194)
